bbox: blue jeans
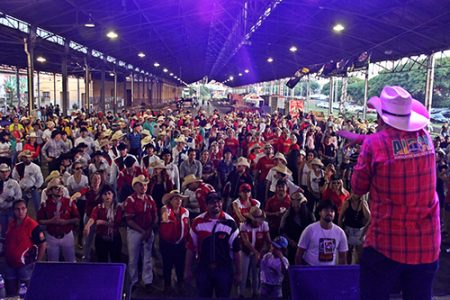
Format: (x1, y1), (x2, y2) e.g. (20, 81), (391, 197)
(197, 264), (233, 298)
(360, 247), (438, 300)
(23, 189), (41, 214)
(127, 228), (154, 286)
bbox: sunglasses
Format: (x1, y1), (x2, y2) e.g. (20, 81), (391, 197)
(331, 181), (340, 185)
(242, 190), (251, 193)
(75, 167), (83, 170)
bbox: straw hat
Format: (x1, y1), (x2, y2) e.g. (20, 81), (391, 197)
(46, 121), (55, 128)
(99, 139), (110, 148)
(100, 129), (112, 139)
(46, 178), (63, 190)
(132, 175), (149, 187)
(162, 190), (188, 205)
(0, 163), (10, 172)
(274, 152), (287, 164)
(174, 135), (187, 143)
(27, 131), (37, 139)
(45, 170), (61, 183)
(273, 164), (292, 176)
(290, 191), (307, 203)
(310, 158), (324, 168)
(235, 157), (250, 168)
(141, 136), (154, 148)
(141, 129), (151, 136)
(111, 130), (126, 141)
(157, 116), (165, 122)
(249, 143), (262, 153)
(149, 160), (167, 169)
(18, 150), (33, 159)
(182, 174), (202, 189)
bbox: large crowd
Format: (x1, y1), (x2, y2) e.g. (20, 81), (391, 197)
(0, 86), (447, 298)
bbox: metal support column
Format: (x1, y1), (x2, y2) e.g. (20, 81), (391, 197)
(328, 77), (334, 115)
(424, 53), (436, 112)
(131, 73), (134, 106)
(16, 67), (20, 108)
(24, 25), (36, 115)
(123, 75), (127, 110)
(53, 73), (57, 106)
(37, 71), (40, 110)
(113, 70), (117, 115)
(363, 71), (369, 120)
(100, 60), (106, 112)
(61, 40), (69, 116)
(77, 77), (80, 110)
(84, 58), (90, 112)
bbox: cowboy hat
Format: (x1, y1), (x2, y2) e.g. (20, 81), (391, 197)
(27, 131), (38, 139)
(46, 178), (64, 190)
(149, 160), (167, 169)
(0, 163), (10, 172)
(157, 116), (165, 122)
(249, 143), (262, 153)
(18, 150), (33, 158)
(141, 136), (154, 148)
(235, 157), (250, 168)
(182, 174), (202, 189)
(368, 86), (429, 132)
(174, 135), (187, 143)
(310, 158), (324, 168)
(99, 139), (110, 148)
(45, 170), (61, 183)
(132, 175), (149, 187)
(141, 129), (151, 136)
(274, 152), (287, 164)
(111, 130), (126, 141)
(100, 129), (112, 139)
(291, 191), (307, 203)
(46, 121), (55, 128)
(273, 164), (292, 176)
(162, 190), (188, 205)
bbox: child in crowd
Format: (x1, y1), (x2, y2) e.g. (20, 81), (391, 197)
(260, 236), (289, 298)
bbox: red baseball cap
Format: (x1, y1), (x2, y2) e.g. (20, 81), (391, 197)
(239, 183), (252, 192)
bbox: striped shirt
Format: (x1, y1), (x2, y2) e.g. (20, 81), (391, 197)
(352, 127), (440, 264)
(186, 211), (240, 267)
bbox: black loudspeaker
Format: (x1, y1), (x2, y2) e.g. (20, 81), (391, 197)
(289, 265), (360, 300)
(27, 262), (126, 300)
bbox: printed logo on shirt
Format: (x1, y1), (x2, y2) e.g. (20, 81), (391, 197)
(392, 134), (433, 159)
(318, 238), (336, 262)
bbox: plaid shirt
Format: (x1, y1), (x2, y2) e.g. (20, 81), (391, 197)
(352, 127), (440, 264)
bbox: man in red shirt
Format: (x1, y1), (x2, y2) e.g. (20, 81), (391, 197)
(264, 180), (291, 239)
(4, 199), (46, 296)
(254, 144), (276, 206)
(124, 175), (158, 289)
(37, 179), (79, 262)
(224, 128), (239, 158)
(349, 86), (440, 300)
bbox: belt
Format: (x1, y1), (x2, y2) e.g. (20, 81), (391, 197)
(49, 233), (66, 239)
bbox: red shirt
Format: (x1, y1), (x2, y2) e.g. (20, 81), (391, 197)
(255, 156), (276, 183)
(159, 205), (190, 244)
(277, 137), (291, 154)
(5, 216), (45, 268)
(231, 198), (260, 224)
(23, 143), (41, 160)
(124, 193), (157, 231)
(322, 188), (349, 214)
(37, 197), (80, 237)
(195, 182), (216, 212)
(352, 127), (440, 264)
(224, 137), (239, 157)
(85, 189), (102, 218)
(117, 167), (147, 192)
(90, 204), (124, 238)
(264, 194), (291, 232)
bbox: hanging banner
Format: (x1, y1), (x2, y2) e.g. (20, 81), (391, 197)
(289, 99), (304, 117)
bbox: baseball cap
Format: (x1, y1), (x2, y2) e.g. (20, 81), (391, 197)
(239, 183), (252, 192)
(272, 236), (288, 249)
(205, 192), (222, 203)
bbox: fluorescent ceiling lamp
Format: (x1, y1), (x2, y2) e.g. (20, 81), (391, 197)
(333, 23), (345, 32)
(238, 73), (243, 76)
(163, 68), (168, 73)
(169, 73), (174, 76)
(138, 52), (145, 58)
(244, 69), (249, 73)
(153, 62), (160, 67)
(106, 31), (118, 39)
(289, 46), (297, 52)
(36, 56), (46, 63)
(267, 57), (274, 63)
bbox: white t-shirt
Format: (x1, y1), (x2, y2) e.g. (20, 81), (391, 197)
(298, 222), (348, 266)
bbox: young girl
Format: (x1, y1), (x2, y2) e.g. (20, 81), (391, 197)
(260, 236), (289, 298)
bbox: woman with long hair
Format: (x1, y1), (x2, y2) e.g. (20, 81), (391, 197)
(147, 160), (174, 210)
(23, 131), (41, 164)
(84, 185), (123, 262)
(279, 192), (315, 264)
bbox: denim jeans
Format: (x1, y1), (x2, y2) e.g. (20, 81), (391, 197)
(22, 189), (41, 214)
(360, 247), (438, 300)
(127, 228), (154, 286)
(240, 252), (259, 295)
(196, 264), (233, 298)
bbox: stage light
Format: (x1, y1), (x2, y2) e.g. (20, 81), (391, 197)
(84, 17), (95, 28)
(106, 31), (118, 39)
(229, 76), (234, 81)
(289, 46), (297, 52)
(244, 69), (249, 73)
(163, 68), (168, 73)
(333, 23), (345, 32)
(138, 52), (145, 58)
(36, 56), (46, 63)
(238, 73), (242, 76)
(153, 62), (160, 67)
(169, 73), (174, 76)
(267, 57), (274, 63)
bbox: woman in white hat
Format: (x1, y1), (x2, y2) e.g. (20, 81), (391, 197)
(159, 190), (190, 292)
(23, 131), (40, 164)
(306, 158), (324, 210)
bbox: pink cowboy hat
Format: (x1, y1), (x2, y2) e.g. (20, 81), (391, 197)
(368, 86), (429, 132)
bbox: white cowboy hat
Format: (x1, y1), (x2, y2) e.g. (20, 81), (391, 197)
(272, 164), (292, 176)
(182, 174), (202, 189)
(149, 160), (167, 169)
(162, 190), (188, 205)
(235, 157), (250, 168)
(174, 135), (187, 143)
(132, 175), (149, 187)
(368, 86), (429, 132)
(141, 136), (155, 148)
(111, 130), (126, 141)
(274, 152), (287, 164)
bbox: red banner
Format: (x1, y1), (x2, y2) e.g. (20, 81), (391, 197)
(289, 100), (304, 117)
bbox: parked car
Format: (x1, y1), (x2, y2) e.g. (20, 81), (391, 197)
(430, 113), (448, 123)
